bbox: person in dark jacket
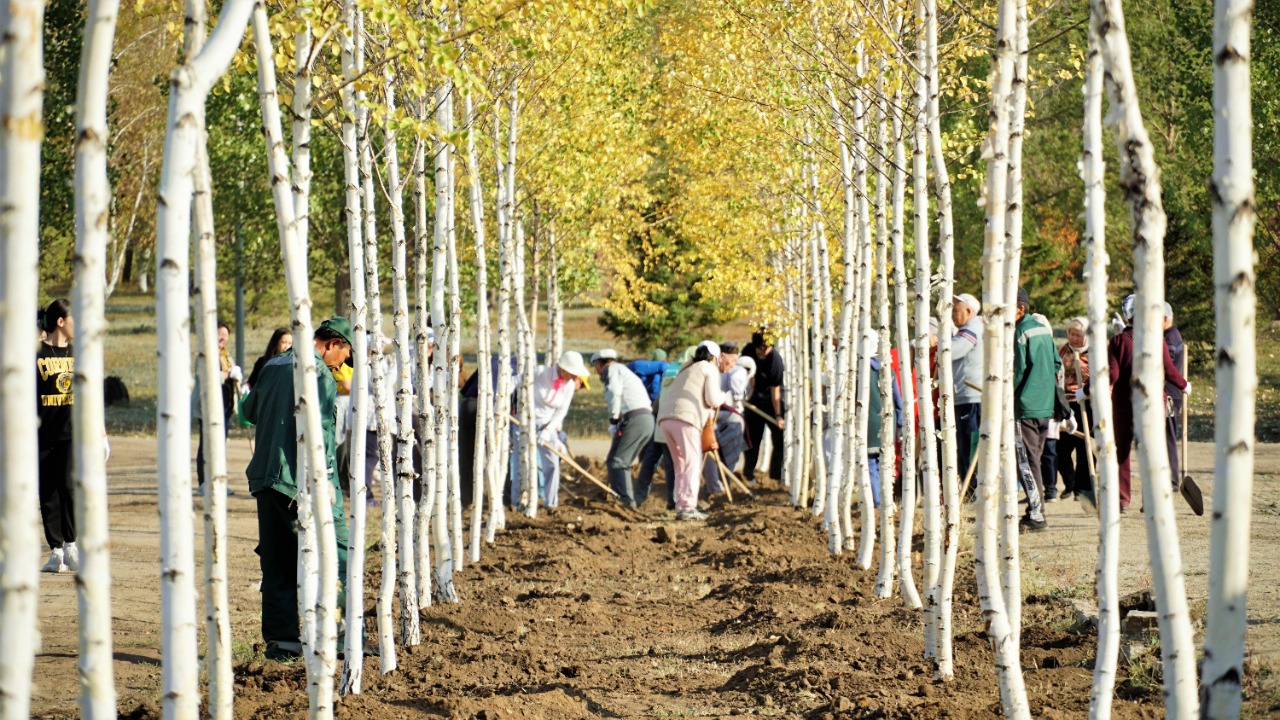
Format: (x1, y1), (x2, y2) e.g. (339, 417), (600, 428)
(37, 300), (79, 573)
(1162, 303), (1186, 488)
(241, 317), (353, 661)
(742, 330), (785, 481)
(1083, 295), (1187, 512)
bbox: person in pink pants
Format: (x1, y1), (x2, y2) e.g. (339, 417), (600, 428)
(657, 341), (726, 521)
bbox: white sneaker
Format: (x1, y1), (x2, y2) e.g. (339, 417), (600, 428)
(63, 543), (80, 572)
(41, 547), (67, 574)
(676, 509), (708, 521)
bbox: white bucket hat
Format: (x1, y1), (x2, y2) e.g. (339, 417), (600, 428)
(590, 348), (618, 364)
(557, 350), (590, 380)
(737, 355), (757, 380)
(697, 340), (721, 358)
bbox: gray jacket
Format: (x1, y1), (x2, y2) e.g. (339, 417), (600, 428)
(952, 316), (984, 405)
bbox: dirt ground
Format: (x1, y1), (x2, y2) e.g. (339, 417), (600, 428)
(29, 437), (1280, 719)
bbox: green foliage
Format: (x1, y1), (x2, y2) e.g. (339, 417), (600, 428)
(39, 0), (83, 283)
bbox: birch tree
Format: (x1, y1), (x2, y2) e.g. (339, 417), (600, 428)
(1081, 22), (1122, 720)
(251, 5), (341, 713)
(431, 72), (458, 601)
(71, 0), (120, 713)
(1201, 0), (1257, 715)
(153, 1), (254, 716)
(1089, 0), (1199, 714)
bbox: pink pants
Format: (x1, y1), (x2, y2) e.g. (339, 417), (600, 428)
(660, 418), (702, 512)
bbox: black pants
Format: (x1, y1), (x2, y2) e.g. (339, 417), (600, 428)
(1166, 397), (1182, 489)
(39, 441), (76, 549)
(1018, 418), (1048, 509)
(1056, 402), (1091, 497)
(196, 415), (229, 487)
(635, 439), (673, 509)
(255, 488), (350, 647)
(955, 403), (981, 486)
(743, 406), (783, 480)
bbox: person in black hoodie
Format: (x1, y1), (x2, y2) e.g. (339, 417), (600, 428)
(37, 299), (78, 573)
(1163, 302), (1186, 487)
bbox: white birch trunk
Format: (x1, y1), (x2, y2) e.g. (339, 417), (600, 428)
(445, 86), (465, 576)
(872, 82), (897, 599)
(997, 0), (1030, 650)
(805, 153), (828, 513)
(72, 0), (119, 713)
(431, 77), (458, 601)
(465, 86), (491, 562)
(357, 45), (397, 669)
(413, 134), (435, 609)
(1201, 1), (1256, 715)
(847, 59), (873, 557)
(1090, 1), (1199, 715)
(338, 0), (369, 693)
(381, 73), (422, 646)
(515, 215), (539, 517)
(912, 0), (941, 658)
(925, 0), (960, 680)
(1082, 23), (1121, 720)
(153, 3), (252, 717)
(251, 4), (338, 715)
(852, 184), (875, 569)
(0, 0), (43, 708)
(491, 94), (515, 536)
(185, 0), (233, 711)
(890, 81), (921, 611)
(824, 81), (856, 554)
(976, 1), (1030, 715)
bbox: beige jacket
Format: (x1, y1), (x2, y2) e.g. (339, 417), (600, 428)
(657, 361), (725, 428)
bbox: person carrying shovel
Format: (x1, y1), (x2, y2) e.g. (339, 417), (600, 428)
(520, 350), (592, 509)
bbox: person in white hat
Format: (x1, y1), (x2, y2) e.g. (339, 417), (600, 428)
(520, 350), (591, 509)
(657, 341), (726, 520)
(949, 292), (984, 485)
(591, 349), (655, 508)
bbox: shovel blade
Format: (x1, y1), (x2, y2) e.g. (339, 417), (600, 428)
(1180, 476), (1204, 517)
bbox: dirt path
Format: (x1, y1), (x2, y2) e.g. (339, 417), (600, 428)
(29, 438), (1280, 718)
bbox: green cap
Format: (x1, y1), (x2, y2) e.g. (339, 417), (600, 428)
(317, 317), (354, 346)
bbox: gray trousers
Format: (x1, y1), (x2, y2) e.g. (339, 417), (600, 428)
(607, 412), (655, 507)
(1018, 418), (1047, 521)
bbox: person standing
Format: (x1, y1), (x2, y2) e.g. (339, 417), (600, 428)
(1162, 302), (1186, 488)
(1055, 317), (1091, 501)
(741, 331), (785, 482)
(38, 300), (79, 573)
(658, 342), (726, 521)
(246, 327), (293, 390)
(1083, 295), (1188, 513)
(592, 349), (655, 509)
(950, 293), (984, 485)
(240, 317), (353, 661)
(701, 343), (750, 494)
(1013, 289), (1058, 530)
(521, 351), (591, 509)
(196, 321), (241, 494)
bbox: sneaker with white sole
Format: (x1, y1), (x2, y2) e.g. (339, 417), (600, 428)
(63, 543), (80, 572)
(675, 509), (708, 521)
(42, 547), (67, 574)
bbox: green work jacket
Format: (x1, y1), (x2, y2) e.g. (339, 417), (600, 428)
(1013, 315), (1062, 420)
(241, 350), (339, 500)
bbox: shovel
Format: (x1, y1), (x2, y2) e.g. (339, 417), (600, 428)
(1178, 353), (1204, 516)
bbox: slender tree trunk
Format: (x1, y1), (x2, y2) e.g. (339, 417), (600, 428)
(431, 75), (458, 601)
(824, 81), (856, 554)
(492, 92), (515, 538)
(515, 214), (539, 517)
(873, 80), (897, 599)
(413, 133), (435, 609)
(889, 81), (921, 611)
(1090, 1), (1199, 716)
(912, 0), (941, 658)
(251, 3), (339, 715)
(72, 0), (120, 713)
(976, 0), (1030, 715)
(1082, 22), (1121, 720)
(446, 86), (464, 577)
(338, 0), (369, 693)
(381, 71), (422, 647)
(357, 39), (397, 668)
(185, 0), (233, 711)
(152, 3), (252, 717)
(465, 87), (491, 562)
(1201, 1), (1256, 716)
(925, 0), (960, 680)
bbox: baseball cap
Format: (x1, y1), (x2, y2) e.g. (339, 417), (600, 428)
(590, 348), (618, 364)
(955, 293), (981, 314)
(317, 317), (354, 346)
(719, 342), (739, 355)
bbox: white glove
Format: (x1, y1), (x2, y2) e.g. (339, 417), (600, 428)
(229, 365), (243, 383)
(608, 424), (617, 437)
(1110, 313), (1125, 336)
(1063, 415), (1078, 435)
(1183, 382), (1191, 397)
(1075, 388), (1086, 403)
(537, 428), (555, 445)
(103, 435), (111, 462)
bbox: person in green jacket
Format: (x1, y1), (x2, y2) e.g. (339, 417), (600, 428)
(241, 317), (353, 661)
(1013, 288), (1060, 531)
